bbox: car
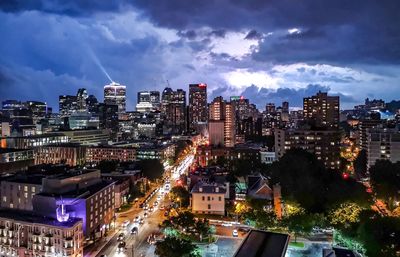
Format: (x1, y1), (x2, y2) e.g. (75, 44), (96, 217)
(117, 233), (125, 241)
(139, 203), (144, 208)
(159, 205), (165, 210)
(139, 218), (144, 225)
(164, 211), (169, 217)
(238, 227), (251, 233)
(131, 226), (138, 235)
(153, 201), (158, 206)
(232, 229), (238, 237)
(122, 220), (130, 228)
(134, 216), (139, 222)
(143, 212), (148, 218)
(222, 222), (233, 227)
(149, 207), (154, 212)
(117, 241), (126, 252)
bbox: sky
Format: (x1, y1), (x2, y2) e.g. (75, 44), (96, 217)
(0, 0), (399, 111)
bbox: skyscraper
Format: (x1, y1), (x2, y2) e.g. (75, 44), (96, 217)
(208, 96), (236, 147)
(104, 82), (126, 115)
(136, 91), (161, 113)
(161, 88), (186, 134)
(303, 91), (339, 129)
(59, 95), (77, 116)
(189, 83), (207, 132)
(76, 88), (88, 112)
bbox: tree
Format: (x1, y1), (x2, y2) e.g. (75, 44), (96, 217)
(354, 149), (367, 179)
(170, 186), (190, 208)
(155, 236), (199, 257)
(285, 213), (316, 242)
(369, 160), (400, 210)
(161, 211), (212, 241)
(329, 202), (363, 228)
(267, 149), (371, 213)
(137, 159), (164, 181)
(356, 212), (400, 257)
(96, 160), (119, 173)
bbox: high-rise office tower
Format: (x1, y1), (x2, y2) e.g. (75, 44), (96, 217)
(59, 95), (77, 116)
(208, 96), (236, 147)
(86, 95), (99, 114)
(266, 103), (276, 114)
(76, 88), (88, 112)
(104, 82), (126, 115)
(281, 101), (289, 122)
(189, 83), (207, 131)
(136, 91), (161, 113)
(303, 91), (339, 129)
(161, 88), (186, 134)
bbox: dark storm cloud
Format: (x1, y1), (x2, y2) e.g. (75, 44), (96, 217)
(177, 30), (197, 40)
(208, 30), (226, 38)
(244, 30), (262, 40)
(240, 84), (357, 108)
(0, 0), (126, 16)
(1, 0), (399, 65)
(129, 0), (400, 65)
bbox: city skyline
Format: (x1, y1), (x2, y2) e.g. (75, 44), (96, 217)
(1, 0), (400, 110)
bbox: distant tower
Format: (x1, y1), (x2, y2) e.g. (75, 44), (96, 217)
(189, 83), (207, 132)
(104, 82), (126, 115)
(76, 88), (88, 112)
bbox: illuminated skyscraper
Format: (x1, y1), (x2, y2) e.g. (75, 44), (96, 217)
(303, 91), (339, 129)
(104, 82), (126, 115)
(76, 88), (88, 112)
(189, 83), (207, 131)
(208, 96), (236, 147)
(161, 88), (186, 134)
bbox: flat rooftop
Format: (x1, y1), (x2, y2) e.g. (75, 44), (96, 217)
(38, 180), (114, 199)
(234, 230), (289, 257)
(0, 209), (82, 228)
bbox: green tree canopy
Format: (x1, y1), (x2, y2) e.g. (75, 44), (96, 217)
(267, 149), (371, 213)
(170, 186), (190, 208)
(155, 236), (199, 257)
(137, 159), (164, 181)
(369, 160), (400, 210)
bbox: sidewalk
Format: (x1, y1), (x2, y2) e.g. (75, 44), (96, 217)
(83, 230), (118, 257)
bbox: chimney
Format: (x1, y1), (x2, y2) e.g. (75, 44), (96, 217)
(199, 187), (203, 192)
(215, 187), (219, 193)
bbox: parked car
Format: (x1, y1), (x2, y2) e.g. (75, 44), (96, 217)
(118, 233), (125, 241)
(131, 227), (138, 235)
(232, 229), (238, 237)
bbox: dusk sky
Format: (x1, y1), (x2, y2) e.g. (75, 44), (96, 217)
(0, 0), (399, 110)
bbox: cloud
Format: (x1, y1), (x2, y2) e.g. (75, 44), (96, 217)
(244, 30), (263, 40)
(240, 84), (357, 109)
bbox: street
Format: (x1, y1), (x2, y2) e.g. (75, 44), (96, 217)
(85, 153), (196, 257)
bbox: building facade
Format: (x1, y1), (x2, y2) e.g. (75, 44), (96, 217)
(303, 91), (339, 129)
(275, 128), (341, 170)
(191, 182), (226, 215)
(0, 210), (83, 257)
(189, 84), (207, 132)
(104, 82), (126, 115)
(367, 127), (400, 169)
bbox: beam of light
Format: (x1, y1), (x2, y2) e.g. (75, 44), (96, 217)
(87, 47), (113, 83)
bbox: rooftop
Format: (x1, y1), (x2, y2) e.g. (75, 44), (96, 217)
(234, 230), (289, 257)
(191, 181), (226, 194)
(0, 209), (82, 228)
(38, 180), (114, 199)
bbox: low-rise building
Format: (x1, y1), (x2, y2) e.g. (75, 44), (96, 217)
(0, 149), (34, 173)
(275, 128), (341, 170)
(191, 182), (226, 215)
(1, 175), (43, 210)
(367, 127), (400, 169)
(86, 146), (136, 164)
(34, 144), (86, 167)
(0, 209), (83, 257)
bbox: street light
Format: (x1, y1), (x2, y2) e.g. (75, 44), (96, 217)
(177, 197), (181, 209)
